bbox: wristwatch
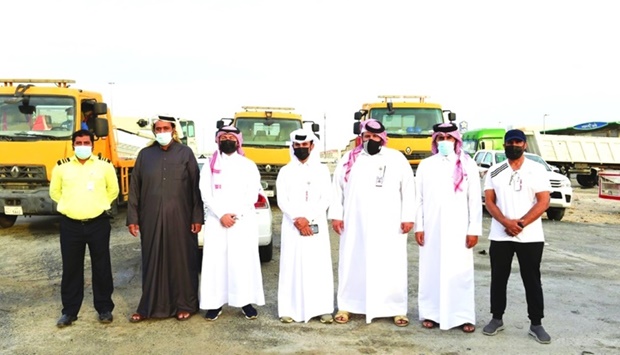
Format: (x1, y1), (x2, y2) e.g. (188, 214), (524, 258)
(517, 221), (525, 228)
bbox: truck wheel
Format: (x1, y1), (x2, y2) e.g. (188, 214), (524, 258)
(546, 208), (565, 221)
(576, 174), (597, 188)
(259, 240), (273, 263)
(0, 214), (18, 228)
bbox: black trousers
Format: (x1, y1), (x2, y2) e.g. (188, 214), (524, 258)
(59, 215), (114, 316)
(489, 240), (545, 324)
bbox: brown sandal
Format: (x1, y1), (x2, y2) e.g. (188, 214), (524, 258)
(176, 311), (192, 321)
(129, 313), (147, 323)
(422, 319), (439, 329)
(462, 323), (476, 333)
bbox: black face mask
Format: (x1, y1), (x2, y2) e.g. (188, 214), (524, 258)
(505, 145), (524, 160)
(293, 147), (310, 161)
(219, 140), (237, 154)
(363, 139), (382, 155)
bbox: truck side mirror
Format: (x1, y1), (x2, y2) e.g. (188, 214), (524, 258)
(480, 142), (486, 149)
(448, 112), (456, 122)
(216, 120), (224, 129)
(18, 105), (36, 115)
(354, 111), (363, 121)
(312, 123), (320, 132)
(353, 122), (361, 135)
(93, 102), (108, 116)
(94, 117), (109, 137)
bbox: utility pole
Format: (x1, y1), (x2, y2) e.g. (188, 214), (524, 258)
(323, 112), (327, 154)
(108, 82), (115, 113)
(543, 113), (549, 135)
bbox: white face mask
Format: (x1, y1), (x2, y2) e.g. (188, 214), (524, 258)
(155, 132), (173, 146)
(437, 140), (455, 156)
(74, 146), (92, 160)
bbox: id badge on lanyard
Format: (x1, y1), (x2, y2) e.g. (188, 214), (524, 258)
(376, 165), (386, 187)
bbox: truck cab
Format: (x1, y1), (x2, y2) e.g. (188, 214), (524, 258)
(216, 106), (319, 198)
(462, 128), (506, 156)
(0, 79), (134, 228)
(353, 95), (455, 170)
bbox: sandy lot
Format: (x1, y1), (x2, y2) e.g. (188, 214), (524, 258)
(1, 181), (619, 355)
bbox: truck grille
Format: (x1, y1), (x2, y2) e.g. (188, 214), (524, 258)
(0, 165), (47, 182)
(403, 151), (432, 160)
(257, 164), (282, 178)
(549, 179), (562, 188)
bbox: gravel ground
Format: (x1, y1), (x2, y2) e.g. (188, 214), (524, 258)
(0, 180), (619, 354)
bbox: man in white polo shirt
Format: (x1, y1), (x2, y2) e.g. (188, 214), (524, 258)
(481, 129), (552, 344)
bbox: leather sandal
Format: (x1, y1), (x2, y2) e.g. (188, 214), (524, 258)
(176, 311), (192, 321)
(422, 319), (439, 329)
(320, 314), (334, 324)
(462, 323), (476, 333)
(394, 315), (409, 327)
(334, 311), (350, 324)
(129, 313), (147, 323)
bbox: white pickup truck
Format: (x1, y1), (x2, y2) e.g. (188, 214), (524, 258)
(474, 150), (573, 221)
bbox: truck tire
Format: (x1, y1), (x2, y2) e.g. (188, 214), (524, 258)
(576, 174), (597, 188)
(259, 240), (273, 263)
(0, 214), (18, 228)
(546, 208), (565, 221)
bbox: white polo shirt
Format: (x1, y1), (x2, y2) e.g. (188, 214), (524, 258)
(484, 158), (551, 243)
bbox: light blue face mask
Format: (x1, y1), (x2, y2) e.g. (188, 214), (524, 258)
(74, 146), (92, 160)
(155, 132), (173, 146)
(437, 140), (455, 156)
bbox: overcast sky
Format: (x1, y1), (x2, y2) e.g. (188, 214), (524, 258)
(4, 0), (619, 152)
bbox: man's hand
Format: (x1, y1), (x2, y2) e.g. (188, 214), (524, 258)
(331, 220), (344, 235)
(415, 231), (424, 246)
(191, 223), (202, 234)
(220, 214), (237, 228)
(466, 235), (478, 249)
(128, 224), (139, 237)
(293, 217), (310, 231)
(401, 222), (414, 234)
(503, 219), (523, 237)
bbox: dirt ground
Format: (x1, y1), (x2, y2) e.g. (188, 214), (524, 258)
(1, 180), (619, 355)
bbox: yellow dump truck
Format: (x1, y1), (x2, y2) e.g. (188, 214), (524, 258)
(114, 116), (199, 155)
(0, 78), (136, 228)
(352, 95), (456, 170)
(216, 106), (319, 197)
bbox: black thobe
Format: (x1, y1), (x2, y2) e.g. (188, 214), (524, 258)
(127, 141), (204, 318)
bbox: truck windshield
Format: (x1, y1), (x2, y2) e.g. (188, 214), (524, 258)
(0, 96), (75, 139)
(370, 108), (443, 136)
(234, 117), (302, 147)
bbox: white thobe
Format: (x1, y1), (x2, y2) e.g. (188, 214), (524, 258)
(415, 153), (482, 329)
(199, 152), (265, 309)
(276, 159), (334, 322)
(328, 147), (416, 323)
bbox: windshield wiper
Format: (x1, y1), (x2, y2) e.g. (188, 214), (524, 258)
(14, 132), (63, 140)
(0, 134), (14, 141)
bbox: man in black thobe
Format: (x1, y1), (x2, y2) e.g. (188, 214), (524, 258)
(126, 116), (203, 322)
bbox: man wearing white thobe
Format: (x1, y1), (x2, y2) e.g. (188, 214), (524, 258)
(329, 119), (415, 326)
(415, 123), (482, 332)
(276, 129), (334, 324)
(199, 126), (265, 321)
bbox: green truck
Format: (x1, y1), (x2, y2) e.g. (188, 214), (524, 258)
(462, 128), (505, 156)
